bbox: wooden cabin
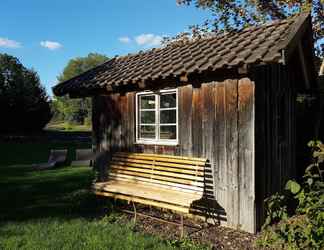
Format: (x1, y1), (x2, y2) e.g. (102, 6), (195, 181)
(53, 13), (317, 233)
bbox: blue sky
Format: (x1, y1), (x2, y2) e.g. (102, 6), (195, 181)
(0, 0), (210, 96)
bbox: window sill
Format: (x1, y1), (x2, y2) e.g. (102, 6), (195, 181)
(135, 141), (179, 146)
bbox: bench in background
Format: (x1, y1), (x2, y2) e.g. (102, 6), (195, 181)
(71, 148), (93, 167)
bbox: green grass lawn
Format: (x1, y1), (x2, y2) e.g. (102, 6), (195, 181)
(0, 141), (207, 250)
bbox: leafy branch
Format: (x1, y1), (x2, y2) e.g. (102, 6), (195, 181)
(257, 140), (324, 249)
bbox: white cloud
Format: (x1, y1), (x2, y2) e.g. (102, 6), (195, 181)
(118, 36), (131, 43)
(134, 34), (162, 46)
(40, 40), (62, 50)
(0, 37), (21, 48)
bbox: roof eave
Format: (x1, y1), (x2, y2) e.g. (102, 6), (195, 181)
(278, 12), (311, 63)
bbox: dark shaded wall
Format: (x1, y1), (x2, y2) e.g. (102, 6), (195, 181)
(92, 77), (256, 233)
(254, 64), (297, 230)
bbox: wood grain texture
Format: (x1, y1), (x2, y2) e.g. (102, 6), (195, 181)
(110, 165), (204, 182)
(214, 82), (227, 207)
(238, 78), (255, 232)
(192, 87), (203, 157)
(179, 85), (193, 156)
(94, 191), (190, 213)
(95, 180), (202, 206)
(225, 79), (239, 228)
(201, 83), (216, 200)
(108, 153), (206, 188)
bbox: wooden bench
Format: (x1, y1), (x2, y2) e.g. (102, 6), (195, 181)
(94, 152), (207, 233)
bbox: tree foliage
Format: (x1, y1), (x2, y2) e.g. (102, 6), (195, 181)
(57, 53), (109, 83)
(175, 0), (323, 57)
(0, 53), (52, 132)
(53, 53), (109, 125)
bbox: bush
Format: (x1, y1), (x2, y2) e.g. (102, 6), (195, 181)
(257, 141), (324, 250)
(0, 53), (52, 132)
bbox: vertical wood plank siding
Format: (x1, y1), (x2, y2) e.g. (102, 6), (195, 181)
(225, 79), (240, 228)
(254, 64), (296, 231)
(238, 78), (255, 232)
(92, 77), (256, 233)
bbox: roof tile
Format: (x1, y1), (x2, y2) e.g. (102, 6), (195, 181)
(53, 13), (310, 96)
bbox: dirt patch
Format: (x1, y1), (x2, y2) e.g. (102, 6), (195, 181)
(111, 203), (261, 250)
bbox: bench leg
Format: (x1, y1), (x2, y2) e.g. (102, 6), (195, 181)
(180, 215), (184, 238)
(132, 201), (137, 224)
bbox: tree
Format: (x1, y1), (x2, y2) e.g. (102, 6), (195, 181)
(53, 53), (109, 125)
(176, 0), (323, 57)
(0, 53), (52, 132)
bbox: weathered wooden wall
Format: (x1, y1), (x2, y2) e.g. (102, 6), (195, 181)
(92, 77), (256, 233)
(253, 64), (297, 230)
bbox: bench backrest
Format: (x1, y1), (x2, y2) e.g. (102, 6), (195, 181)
(107, 152), (206, 195)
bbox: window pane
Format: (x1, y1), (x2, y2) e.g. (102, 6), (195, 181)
(160, 110), (176, 124)
(140, 95), (155, 109)
(139, 125), (156, 139)
(160, 126), (176, 139)
(140, 111), (155, 124)
(160, 93), (176, 108)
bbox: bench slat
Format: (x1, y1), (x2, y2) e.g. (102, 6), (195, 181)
(115, 152), (206, 162)
(110, 160), (204, 176)
(108, 174), (204, 193)
(110, 169), (204, 187)
(111, 157), (205, 172)
(94, 191), (190, 213)
(110, 164), (204, 181)
(95, 181), (201, 206)
(114, 153), (206, 166)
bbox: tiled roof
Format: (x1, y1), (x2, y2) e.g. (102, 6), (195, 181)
(53, 13), (310, 96)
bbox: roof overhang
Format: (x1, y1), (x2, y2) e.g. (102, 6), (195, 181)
(53, 12), (317, 98)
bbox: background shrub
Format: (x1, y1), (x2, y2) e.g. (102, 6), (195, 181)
(257, 141), (324, 250)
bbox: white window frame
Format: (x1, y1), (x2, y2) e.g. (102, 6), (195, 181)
(135, 88), (178, 145)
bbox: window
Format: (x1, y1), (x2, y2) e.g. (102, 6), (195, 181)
(136, 89), (178, 145)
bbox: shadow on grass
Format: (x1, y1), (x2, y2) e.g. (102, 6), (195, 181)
(0, 141), (209, 250)
(0, 129), (94, 222)
(0, 163), (103, 223)
(0, 136), (103, 225)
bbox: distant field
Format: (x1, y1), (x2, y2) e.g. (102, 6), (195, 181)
(46, 122), (91, 132)
(0, 141), (206, 250)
